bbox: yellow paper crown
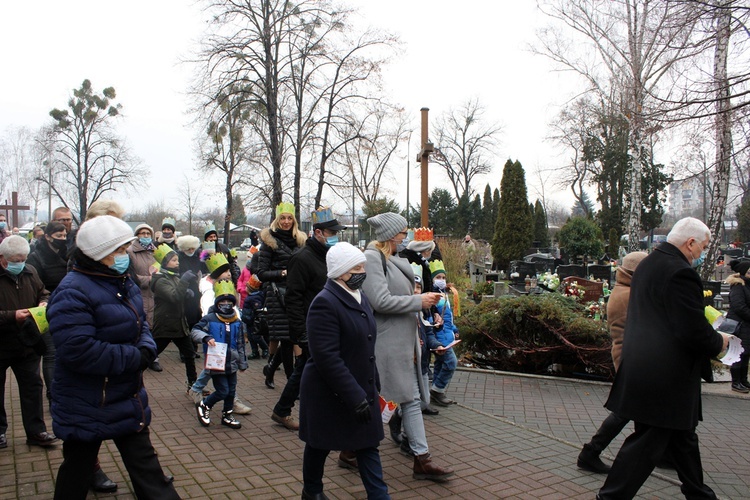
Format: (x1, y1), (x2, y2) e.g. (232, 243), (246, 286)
(28, 306), (49, 334)
(276, 202), (296, 218)
(153, 244), (175, 266)
(205, 252), (229, 273)
(213, 279), (236, 300)
(429, 259), (446, 278)
(413, 227), (434, 241)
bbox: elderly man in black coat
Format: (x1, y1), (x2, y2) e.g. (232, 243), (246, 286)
(598, 217), (732, 500)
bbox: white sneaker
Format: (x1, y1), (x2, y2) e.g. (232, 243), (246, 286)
(233, 397), (252, 415)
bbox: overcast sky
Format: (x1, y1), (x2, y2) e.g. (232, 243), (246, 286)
(0, 1), (580, 220)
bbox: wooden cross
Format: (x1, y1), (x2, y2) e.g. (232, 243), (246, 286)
(0, 191), (31, 228)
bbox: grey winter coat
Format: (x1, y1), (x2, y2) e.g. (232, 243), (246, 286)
(360, 243), (426, 404)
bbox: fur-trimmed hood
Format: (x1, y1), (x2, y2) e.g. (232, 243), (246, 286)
(259, 227), (306, 250)
(726, 273), (748, 287)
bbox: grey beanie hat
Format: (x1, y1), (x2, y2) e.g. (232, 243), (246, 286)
(367, 212), (407, 241)
(77, 215), (136, 261)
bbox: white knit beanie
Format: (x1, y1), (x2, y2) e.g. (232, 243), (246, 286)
(77, 215), (136, 261)
(367, 212), (407, 242)
(326, 242), (366, 279)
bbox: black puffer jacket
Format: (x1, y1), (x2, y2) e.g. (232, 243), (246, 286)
(256, 227), (306, 341)
(726, 274), (750, 345)
(27, 240), (68, 292)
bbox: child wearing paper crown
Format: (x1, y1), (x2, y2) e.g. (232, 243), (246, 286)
(428, 260), (459, 407)
(191, 280), (248, 429)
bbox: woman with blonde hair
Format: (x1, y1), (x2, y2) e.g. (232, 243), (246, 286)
(257, 203), (306, 391)
(360, 212), (454, 482)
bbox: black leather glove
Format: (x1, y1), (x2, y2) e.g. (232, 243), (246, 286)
(139, 347), (155, 371)
(185, 289), (195, 299)
(353, 399), (371, 423)
(180, 270), (197, 283)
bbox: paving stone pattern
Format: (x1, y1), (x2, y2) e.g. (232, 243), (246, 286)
(0, 347), (747, 499)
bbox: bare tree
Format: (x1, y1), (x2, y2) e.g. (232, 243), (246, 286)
(175, 173), (204, 236)
(45, 79), (144, 222)
(431, 99), (501, 200)
(537, 0), (704, 250)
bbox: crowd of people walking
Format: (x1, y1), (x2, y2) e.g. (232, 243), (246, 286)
(2, 201), (745, 499)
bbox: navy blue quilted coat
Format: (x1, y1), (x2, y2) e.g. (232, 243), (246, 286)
(47, 268), (156, 442)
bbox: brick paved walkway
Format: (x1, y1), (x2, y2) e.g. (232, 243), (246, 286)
(1, 347), (747, 499)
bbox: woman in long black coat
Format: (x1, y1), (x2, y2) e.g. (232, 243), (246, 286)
(298, 242), (388, 500)
(256, 203), (305, 388)
(725, 259), (750, 392)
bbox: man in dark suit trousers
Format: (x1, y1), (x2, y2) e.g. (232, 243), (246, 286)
(598, 217), (732, 499)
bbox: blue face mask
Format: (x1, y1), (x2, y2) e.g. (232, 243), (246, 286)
(0, 222), (6, 230)
(139, 237), (152, 247)
(692, 250), (707, 269)
(5, 261), (25, 275)
(109, 254), (130, 274)
(396, 237), (410, 253)
(325, 235), (339, 247)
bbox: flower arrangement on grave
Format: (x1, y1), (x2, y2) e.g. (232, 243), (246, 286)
(472, 280), (495, 301)
(562, 280), (584, 300)
(586, 300), (606, 320)
(539, 272), (560, 290)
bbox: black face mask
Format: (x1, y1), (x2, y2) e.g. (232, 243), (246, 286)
(50, 238), (67, 253)
(217, 303), (234, 315)
(344, 272), (367, 290)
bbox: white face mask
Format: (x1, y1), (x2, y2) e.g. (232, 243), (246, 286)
(433, 278), (447, 290)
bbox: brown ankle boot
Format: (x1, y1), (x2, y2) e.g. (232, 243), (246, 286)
(413, 453), (455, 482)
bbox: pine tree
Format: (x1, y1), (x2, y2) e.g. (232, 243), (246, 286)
(736, 196), (750, 242)
(492, 159), (533, 271)
(533, 199), (550, 247)
(481, 184), (493, 240)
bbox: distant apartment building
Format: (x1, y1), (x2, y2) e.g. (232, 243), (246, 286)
(667, 177), (706, 220)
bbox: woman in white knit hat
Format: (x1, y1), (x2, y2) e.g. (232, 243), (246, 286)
(47, 215), (179, 500)
(359, 213), (454, 482)
(298, 242), (389, 499)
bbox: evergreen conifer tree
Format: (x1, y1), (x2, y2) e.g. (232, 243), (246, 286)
(481, 184), (493, 240)
(533, 199), (550, 247)
(492, 159), (533, 271)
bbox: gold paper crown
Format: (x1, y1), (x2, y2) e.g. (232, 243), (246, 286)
(205, 252), (229, 273)
(413, 227), (434, 242)
(213, 279), (236, 300)
(429, 259), (446, 277)
(276, 202), (296, 218)
(153, 244), (175, 266)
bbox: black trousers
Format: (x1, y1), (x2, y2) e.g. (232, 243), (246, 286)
(0, 352), (47, 437)
(155, 336), (197, 384)
(599, 422), (716, 500)
(587, 412), (630, 453)
(269, 340), (294, 378)
(54, 427), (180, 500)
(273, 345), (309, 417)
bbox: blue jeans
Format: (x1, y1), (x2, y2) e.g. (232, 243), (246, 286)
(190, 369), (212, 393)
(203, 372), (237, 413)
(303, 444), (390, 499)
(431, 348), (457, 391)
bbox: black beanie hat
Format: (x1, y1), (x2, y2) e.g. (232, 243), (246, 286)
(730, 259), (750, 276)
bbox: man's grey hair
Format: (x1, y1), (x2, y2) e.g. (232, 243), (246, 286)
(0, 235), (30, 258)
(666, 217), (711, 246)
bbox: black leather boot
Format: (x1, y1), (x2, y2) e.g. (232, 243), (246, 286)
(577, 444), (610, 473)
(91, 468), (117, 493)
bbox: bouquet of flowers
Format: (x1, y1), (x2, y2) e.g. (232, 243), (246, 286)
(562, 280), (583, 300)
(538, 272), (560, 291)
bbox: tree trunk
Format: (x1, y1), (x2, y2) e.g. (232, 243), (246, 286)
(701, 0), (732, 280)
